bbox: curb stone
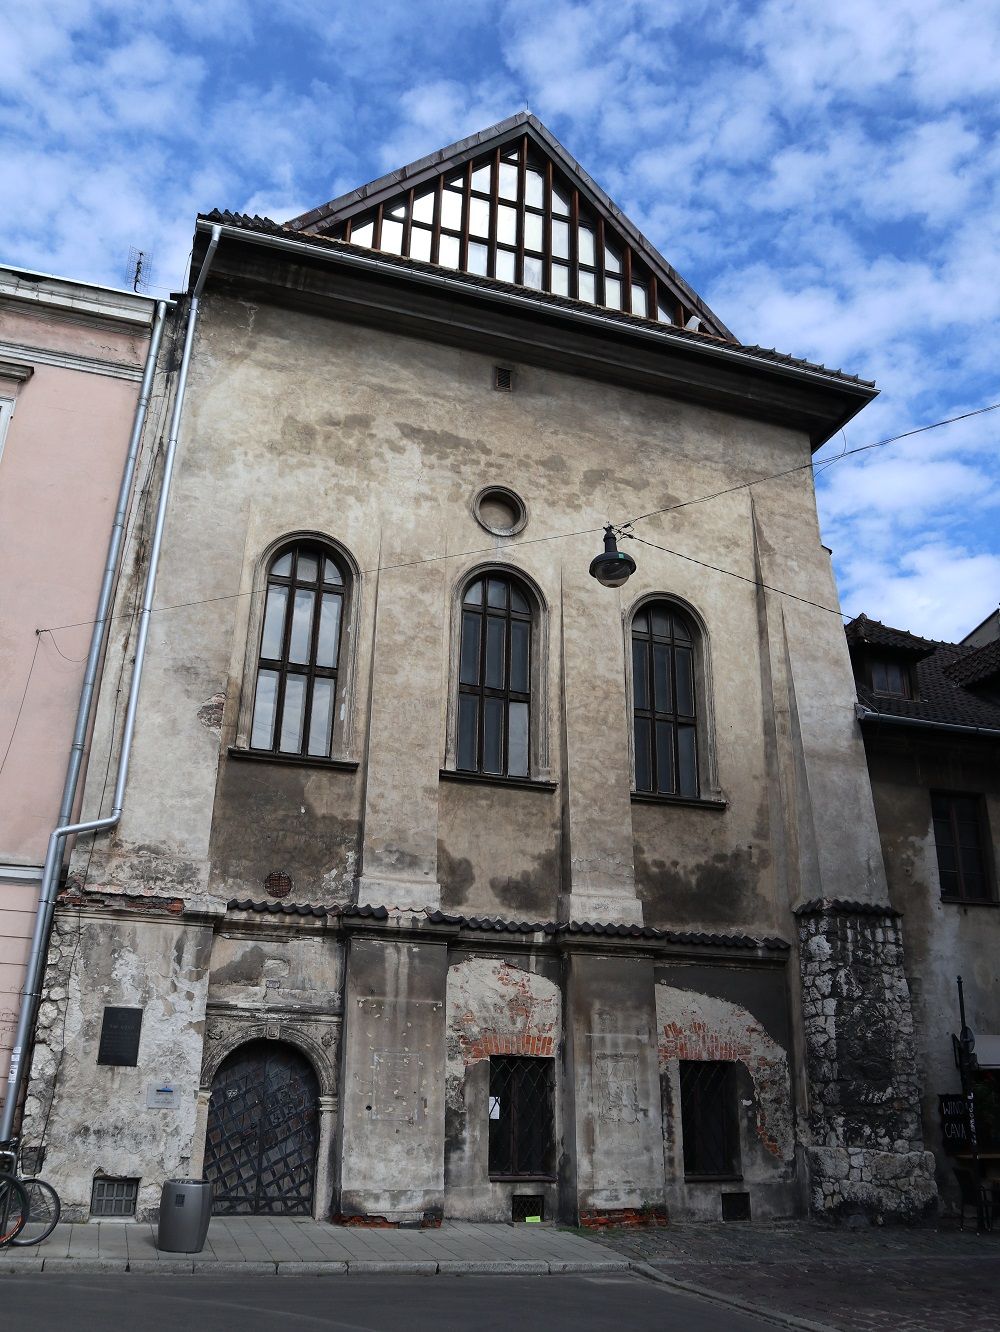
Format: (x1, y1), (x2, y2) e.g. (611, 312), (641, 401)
(437, 1259), (550, 1275)
(191, 1259), (277, 1274)
(41, 1258), (129, 1273)
(629, 1261), (839, 1332)
(127, 1260), (196, 1274)
(346, 1261), (437, 1274)
(548, 1258), (630, 1273)
(275, 1261), (349, 1275)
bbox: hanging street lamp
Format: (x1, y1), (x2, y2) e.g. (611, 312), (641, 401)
(589, 524), (636, 588)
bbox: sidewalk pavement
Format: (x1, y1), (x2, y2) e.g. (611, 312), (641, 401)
(592, 1221), (1000, 1332)
(0, 1217), (630, 1277)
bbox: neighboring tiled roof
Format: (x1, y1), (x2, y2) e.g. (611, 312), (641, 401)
(225, 898), (788, 950)
(845, 614), (936, 656)
(848, 617), (1000, 731)
(945, 638), (1000, 688)
(199, 210), (875, 392)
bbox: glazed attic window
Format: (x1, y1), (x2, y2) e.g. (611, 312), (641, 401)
(340, 133), (694, 325)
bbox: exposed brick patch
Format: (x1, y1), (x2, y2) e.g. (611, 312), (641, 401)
(580, 1205), (669, 1228)
(656, 986), (794, 1163)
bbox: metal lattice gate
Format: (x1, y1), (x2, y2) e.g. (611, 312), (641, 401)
(204, 1041), (319, 1215)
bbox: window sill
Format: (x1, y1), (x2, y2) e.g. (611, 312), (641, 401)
(683, 1173), (744, 1183)
(940, 896), (998, 908)
(439, 769), (557, 793)
(227, 747), (360, 772)
(488, 1174), (558, 1183)
(631, 791), (727, 810)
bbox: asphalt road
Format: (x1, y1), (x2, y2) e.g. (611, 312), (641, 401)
(2, 1272), (778, 1330)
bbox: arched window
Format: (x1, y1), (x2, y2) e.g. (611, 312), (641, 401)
(250, 542), (346, 758)
(457, 574), (532, 778)
(631, 603), (699, 797)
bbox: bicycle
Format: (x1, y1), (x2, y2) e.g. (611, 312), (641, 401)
(0, 1139), (61, 1247)
(0, 1170), (28, 1247)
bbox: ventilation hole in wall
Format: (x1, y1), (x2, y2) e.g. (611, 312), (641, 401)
(512, 1194), (545, 1223)
(721, 1191), (751, 1222)
(91, 1176), (139, 1218)
(264, 871), (292, 898)
(493, 365), (513, 391)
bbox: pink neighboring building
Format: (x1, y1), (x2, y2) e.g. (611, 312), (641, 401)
(0, 265), (155, 1111)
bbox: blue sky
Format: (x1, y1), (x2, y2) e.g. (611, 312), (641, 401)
(4, 0), (999, 640)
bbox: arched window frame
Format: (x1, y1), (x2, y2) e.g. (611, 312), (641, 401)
(444, 565), (551, 782)
(624, 594), (720, 802)
(235, 532), (362, 763)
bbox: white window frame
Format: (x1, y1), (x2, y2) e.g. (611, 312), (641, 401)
(0, 397), (14, 467)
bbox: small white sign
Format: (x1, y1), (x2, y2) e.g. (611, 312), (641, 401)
(489, 1096), (501, 1121)
(146, 1084), (175, 1109)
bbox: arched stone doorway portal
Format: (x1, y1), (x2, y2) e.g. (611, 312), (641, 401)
(204, 1040), (319, 1215)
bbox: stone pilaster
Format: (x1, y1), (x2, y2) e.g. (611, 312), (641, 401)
(795, 899), (937, 1222)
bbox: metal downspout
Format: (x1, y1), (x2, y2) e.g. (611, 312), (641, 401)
(1, 226), (221, 1142)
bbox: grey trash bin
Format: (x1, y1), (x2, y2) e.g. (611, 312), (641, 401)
(157, 1178), (214, 1253)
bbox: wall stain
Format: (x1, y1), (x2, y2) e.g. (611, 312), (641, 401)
(635, 844), (766, 930)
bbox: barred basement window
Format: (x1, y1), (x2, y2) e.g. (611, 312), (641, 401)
(91, 1177), (139, 1217)
(488, 1057), (555, 1178)
(680, 1061), (741, 1179)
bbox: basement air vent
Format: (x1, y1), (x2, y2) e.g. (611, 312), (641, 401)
(264, 871), (292, 898)
(512, 1194), (544, 1223)
(91, 1176), (139, 1218)
(721, 1191), (751, 1222)
(493, 365), (513, 391)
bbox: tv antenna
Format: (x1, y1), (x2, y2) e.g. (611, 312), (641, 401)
(124, 246), (154, 293)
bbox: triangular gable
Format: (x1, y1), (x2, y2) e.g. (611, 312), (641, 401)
(288, 113), (734, 340)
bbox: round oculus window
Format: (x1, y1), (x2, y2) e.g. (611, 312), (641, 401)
(473, 486), (528, 537)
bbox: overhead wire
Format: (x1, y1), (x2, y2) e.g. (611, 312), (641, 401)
(30, 398), (1000, 641)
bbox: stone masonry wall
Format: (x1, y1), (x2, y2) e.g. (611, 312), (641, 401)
(796, 900), (937, 1221)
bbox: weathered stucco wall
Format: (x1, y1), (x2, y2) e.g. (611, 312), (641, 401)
(445, 954), (562, 1219)
(655, 968), (798, 1221)
(20, 901), (217, 1220)
(865, 731), (1000, 1206)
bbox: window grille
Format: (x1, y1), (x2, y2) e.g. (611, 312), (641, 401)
(932, 792), (993, 902)
(488, 1056), (555, 1178)
(458, 575), (533, 779)
(250, 542), (346, 759)
(511, 1194), (545, 1222)
(680, 1061), (740, 1179)
(632, 604), (699, 797)
(91, 1177), (139, 1217)
(493, 365), (513, 391)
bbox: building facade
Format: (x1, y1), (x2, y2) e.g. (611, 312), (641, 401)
(847, 613), (1000, 1209)
(0, 266), (155, 1117)
(18, 116), (937, 1225)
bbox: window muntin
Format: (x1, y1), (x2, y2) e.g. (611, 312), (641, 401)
(250, 543), (345, 759)
(488, 1056), (555, 1178)
(632, 604), (698, 797)
(870, 657), (911, 698)
(680, 1061), (741, 1179)
(339, 134), (693, 324)
(457, 575), (531, 778)
(932, 792), (993, 903)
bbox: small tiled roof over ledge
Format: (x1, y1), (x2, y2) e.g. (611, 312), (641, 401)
(225, 898), (789, 951)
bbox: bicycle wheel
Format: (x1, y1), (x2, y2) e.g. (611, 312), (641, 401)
(0, 1172), (28, 1246)
(10, 1177), (61, 1246)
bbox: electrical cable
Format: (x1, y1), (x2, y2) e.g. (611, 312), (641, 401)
(30, 398), (1000, 639)
(0, 635), (41, 782)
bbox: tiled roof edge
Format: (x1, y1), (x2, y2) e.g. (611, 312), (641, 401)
(225, 899), (788, 949)
(794, 898), (901, 919)
(196, 212), (875, 391)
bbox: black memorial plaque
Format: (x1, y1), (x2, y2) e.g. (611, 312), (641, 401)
(97, 1006), (143, 1067)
